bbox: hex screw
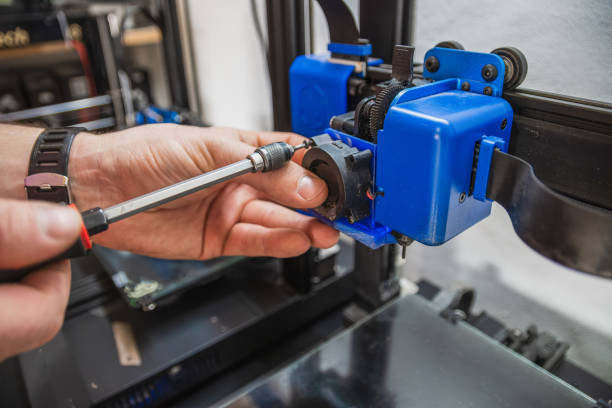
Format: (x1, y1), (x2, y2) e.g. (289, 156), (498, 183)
(425, 56), (440, 73)
(483, 86), (493, 96)
(481, 64), (498, 81)
(501, 119), (507, 129)
(461, 81), (470, 91)
(459, 192), (466, 203)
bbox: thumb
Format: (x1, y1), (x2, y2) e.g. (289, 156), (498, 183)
(0, 199), (82, 270)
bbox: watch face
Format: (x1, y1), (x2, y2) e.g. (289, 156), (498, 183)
(25, 172), (71, 204)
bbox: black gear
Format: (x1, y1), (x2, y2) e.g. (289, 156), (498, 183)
(368, 80), (407, 142)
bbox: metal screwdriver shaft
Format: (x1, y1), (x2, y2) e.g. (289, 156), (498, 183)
(101, 141), (311, 225)
(0, 141), (314, 284)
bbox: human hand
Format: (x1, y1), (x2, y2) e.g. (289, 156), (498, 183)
(0, 199), (81, 361)
(69, 124), (339, 259)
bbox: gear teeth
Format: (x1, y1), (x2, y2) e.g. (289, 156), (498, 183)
(368, 79), (407, 142)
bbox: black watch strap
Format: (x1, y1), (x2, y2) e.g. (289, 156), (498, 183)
(25, 127), (85, 204)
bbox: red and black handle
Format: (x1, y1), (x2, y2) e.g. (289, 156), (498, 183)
(0, 205), (109, 283)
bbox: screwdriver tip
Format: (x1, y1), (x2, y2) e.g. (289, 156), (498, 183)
(293, 139), (314, 151)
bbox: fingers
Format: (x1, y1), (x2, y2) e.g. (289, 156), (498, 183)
(0, 199), (82, 270)
(202, 184), (339, 258)
(242, 161), (328, 209)
(0, 259), (71, 360)
(223, 224), (311, 258)
(201, 183), (262, 258)
(240, 200), (339, 249)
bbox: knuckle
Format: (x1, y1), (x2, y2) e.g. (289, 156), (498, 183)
(39, 307), (65, 345)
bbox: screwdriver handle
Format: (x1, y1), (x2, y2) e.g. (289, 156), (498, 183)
(0, 206), (108, 283)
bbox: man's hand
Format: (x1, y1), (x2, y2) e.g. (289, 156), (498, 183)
(69, 124), (339, 259)
(0, 124), (338, 361)
(0, 199), (81, 361)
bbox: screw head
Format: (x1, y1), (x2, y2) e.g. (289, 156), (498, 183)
(425, 56), (440, 73)
(501, 118), (507, 129)
(461, 81), (470, 91)
(483, 86), (493, 96)
(459, 192), (466, 203)
(481, 64), (498, 81)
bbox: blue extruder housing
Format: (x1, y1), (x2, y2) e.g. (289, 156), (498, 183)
(290, 47), (513, 248)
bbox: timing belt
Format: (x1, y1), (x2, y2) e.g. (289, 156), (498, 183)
(487, 150), (612, 278)
(315, 0), (360, 44)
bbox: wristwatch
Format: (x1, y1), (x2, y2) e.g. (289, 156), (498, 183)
(24, 127), (85, 204)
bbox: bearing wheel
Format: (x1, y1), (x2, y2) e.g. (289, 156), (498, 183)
(435, 40), (464, 50)
(491, 46), (528, 90)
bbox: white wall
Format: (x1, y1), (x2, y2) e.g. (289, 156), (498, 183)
(188, 0), (273, 130)
(412, 0), (612, 102)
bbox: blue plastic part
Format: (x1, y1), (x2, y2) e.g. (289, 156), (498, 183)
(135, 105), (181, 125)
(374, 81), (513, 245)
(473, 136), (506, 202)
(289, 47), (514, 248)
(290, 54), (355, 136)
(328, 42), (372, 56)
(423, 48), (506, 97)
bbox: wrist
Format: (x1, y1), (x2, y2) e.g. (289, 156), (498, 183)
(0, 125), (43, 199)
(68, 132), (116, 210)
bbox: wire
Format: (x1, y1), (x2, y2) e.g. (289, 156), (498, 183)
(72, 40), (98, 97)
(250, 0), (276, 129)
(250, 0), (272, 78)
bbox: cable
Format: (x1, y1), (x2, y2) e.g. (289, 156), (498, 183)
(250, 0), (270, 68)
(72, 40), (98, 97)
(250, 0), (274, 126)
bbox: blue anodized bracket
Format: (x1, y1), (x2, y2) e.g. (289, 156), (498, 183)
(423, 47), (506, 96)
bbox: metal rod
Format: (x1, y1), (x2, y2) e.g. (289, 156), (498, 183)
(103, 159), (254, 223)
(0, 95), (111, 122)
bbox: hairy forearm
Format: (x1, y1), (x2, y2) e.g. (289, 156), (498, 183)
(0, 125), (43, 199)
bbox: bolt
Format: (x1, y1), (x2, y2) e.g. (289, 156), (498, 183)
(451, 309), (467, 323)
(483, 86), (493, 96)
(425, 56), (439, 73)
(501, 119), (507, 129)
(461, 81), (470, 91)
(459, 192), (466, 203)
(481, 64), (498, 81)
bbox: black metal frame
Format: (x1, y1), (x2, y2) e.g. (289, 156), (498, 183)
(359, 0), (414, 63)
(505, 89), (612, 211)
(266, 0), (306, 131)
(158, 0), (191, 110)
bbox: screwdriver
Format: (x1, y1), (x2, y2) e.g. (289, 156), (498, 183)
(2, 141), (313, 283)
